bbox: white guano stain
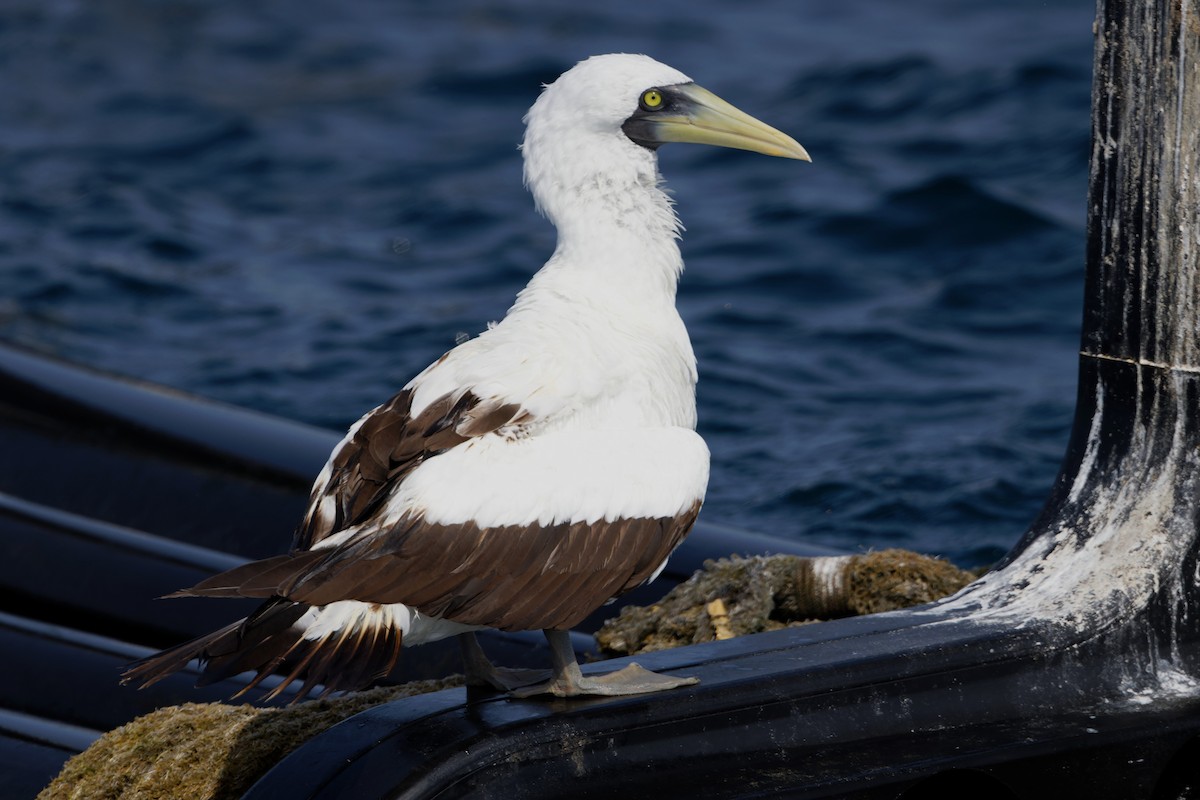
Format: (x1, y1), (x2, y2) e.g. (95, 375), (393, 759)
(1068, 382), (1104, 506)
(933, 370), (1197, 638)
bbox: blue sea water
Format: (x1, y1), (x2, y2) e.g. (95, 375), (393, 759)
(0, 0), (1095, 567)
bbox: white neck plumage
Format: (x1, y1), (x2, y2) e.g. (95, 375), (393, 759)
(518, 127), (685, 308)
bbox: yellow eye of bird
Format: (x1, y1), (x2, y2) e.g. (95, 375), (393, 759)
(640, 89), (664, 110)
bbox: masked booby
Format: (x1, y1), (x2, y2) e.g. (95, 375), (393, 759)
(124, 53), (809, 699)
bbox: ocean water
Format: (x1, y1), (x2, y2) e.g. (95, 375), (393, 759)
(0, 0), (1095, 567)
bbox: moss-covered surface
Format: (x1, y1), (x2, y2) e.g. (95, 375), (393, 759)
(596, 549), (975, 656)
(847, 549), (976, 615)
(38, 677), (463, 800)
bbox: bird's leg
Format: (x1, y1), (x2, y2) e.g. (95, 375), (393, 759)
(459, 632), (551, 691)
(510, 629), (699, 698)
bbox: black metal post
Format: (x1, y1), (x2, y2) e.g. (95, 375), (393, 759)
(949, 0), (1200, 669)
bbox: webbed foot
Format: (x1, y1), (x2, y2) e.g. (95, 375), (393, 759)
(460, 632), (552, 691)
(509, 629), (698, 698)
(510, 661), (698, 698)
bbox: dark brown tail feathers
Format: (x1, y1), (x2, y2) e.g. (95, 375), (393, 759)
(121, 597), (404, 702)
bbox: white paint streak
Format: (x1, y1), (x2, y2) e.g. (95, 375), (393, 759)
(1177, 0), (1188, 188)
(936, 371), (1196, 636)
(1068, 382), (1104, 505)
(1122, 660), (1200, 706)
(1082, 350), (1200, 375)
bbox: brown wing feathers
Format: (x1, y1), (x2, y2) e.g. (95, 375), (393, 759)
(123, 598), (308, 695)
(295, 388), (528, 551)
(123, 597), (404, 701)
(130, 382), (700, 698)
(131, 505), (699, 696)
(171, 551), (327, 599)
(176, 501), (702, 633)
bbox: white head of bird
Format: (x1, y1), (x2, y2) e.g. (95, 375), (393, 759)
(522, 53), (809, 213)
(519, 54), (808, 279)
(508, 53), (810, 350)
